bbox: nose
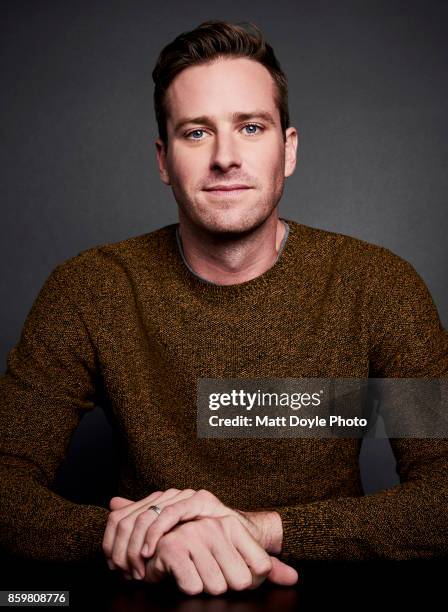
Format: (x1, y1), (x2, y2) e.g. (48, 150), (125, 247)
(210, 131), (242, 172)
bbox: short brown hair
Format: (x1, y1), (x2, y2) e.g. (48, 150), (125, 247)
(152, 20), (290, 148)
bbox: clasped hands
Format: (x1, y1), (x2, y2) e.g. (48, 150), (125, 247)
(102, 488), (298, 595)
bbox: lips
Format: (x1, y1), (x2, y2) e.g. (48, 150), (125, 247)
(203, 185), (253, 199)
(203, 186), (252, 198)
(205, 185), (250, 191)
(206, 187), (250, 191)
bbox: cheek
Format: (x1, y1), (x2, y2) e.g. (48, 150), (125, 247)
(169, 149), (204, 183)
(254, 151), (284, 185)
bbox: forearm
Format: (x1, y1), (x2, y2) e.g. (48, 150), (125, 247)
(268, 468), (448, 562)
(0, 262), (111, 563)
(0, 464), (109, 563)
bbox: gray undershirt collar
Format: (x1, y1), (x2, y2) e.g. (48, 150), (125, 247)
(175, 219), (290, 286)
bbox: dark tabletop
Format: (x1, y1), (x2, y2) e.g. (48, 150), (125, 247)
(1, 552), (446, 611)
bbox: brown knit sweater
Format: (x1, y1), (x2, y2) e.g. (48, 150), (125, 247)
(1, 219), (447, 563)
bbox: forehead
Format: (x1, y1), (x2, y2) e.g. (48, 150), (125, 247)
(165, 57), (278, 121)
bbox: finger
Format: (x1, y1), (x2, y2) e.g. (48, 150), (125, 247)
(109, 496), (134, 511)
(128, 489), (197, 579)
(110, 488), (179, 520)
(227, 516), (274, 587)
(149, 548), (204, 596)
(162, 553), (204, 595)
(143, 490), (225, 558)
(267, 557), (299, 586)
(110, 489), (185, 572)
(104, 488), (180, 565)
(103, 490), (164, 560)
(144, 554), (167, 585)
(189, 546), (228, 596)
(141, 490), (201, 558)
(109, 488), (195, 573)
(210, 536), (255, 592)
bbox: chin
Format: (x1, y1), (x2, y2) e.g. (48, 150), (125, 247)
(199, 212), (270, 237)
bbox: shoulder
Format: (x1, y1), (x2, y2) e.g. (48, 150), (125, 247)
(51, 224), (176, 279)
(287, 219), (420, 285)
(42, 224), (177, 305)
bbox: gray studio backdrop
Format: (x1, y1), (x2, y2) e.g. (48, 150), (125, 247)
(1, 0), (447, 506)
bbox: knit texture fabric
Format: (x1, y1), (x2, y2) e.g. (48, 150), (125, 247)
(1, 218), (447, 563)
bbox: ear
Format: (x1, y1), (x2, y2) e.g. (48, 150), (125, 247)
(284, 127), (298, 178)
(155, 138), (171, 185)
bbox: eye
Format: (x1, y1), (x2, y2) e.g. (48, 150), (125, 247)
(185, 123), (264, 140)
(242, 123), (264, 135)
(186, 129), (207, 140)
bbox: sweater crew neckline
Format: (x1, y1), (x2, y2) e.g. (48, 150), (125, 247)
(170, 217), (298, 297)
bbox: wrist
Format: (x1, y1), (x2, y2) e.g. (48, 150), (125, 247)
(235, 509), (283, 554)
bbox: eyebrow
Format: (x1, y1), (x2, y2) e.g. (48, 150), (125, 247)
(173, 111), (277, 133)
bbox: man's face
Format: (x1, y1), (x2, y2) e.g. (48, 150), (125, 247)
(155, 57), (297, 235)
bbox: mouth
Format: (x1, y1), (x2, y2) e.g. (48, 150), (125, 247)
(203, 185), (253, 196)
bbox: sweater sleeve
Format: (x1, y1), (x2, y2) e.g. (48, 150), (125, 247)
(0, 263), (109, 563)
(274, 250), (448, 562)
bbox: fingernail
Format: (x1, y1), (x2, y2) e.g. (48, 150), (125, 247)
(124, 573), (132, 581)
(133, 569), (143, 580)
(142, 544), (150, 556)
(107, 560), (115, 570)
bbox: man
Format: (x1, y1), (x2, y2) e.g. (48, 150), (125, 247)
(1, 20), (447, 596)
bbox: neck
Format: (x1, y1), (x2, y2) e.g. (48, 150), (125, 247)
(177, 212), (286, 286)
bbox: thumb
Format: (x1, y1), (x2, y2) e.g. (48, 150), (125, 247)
(109, 496), (133, 511)
(266, 556), (299, 586)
